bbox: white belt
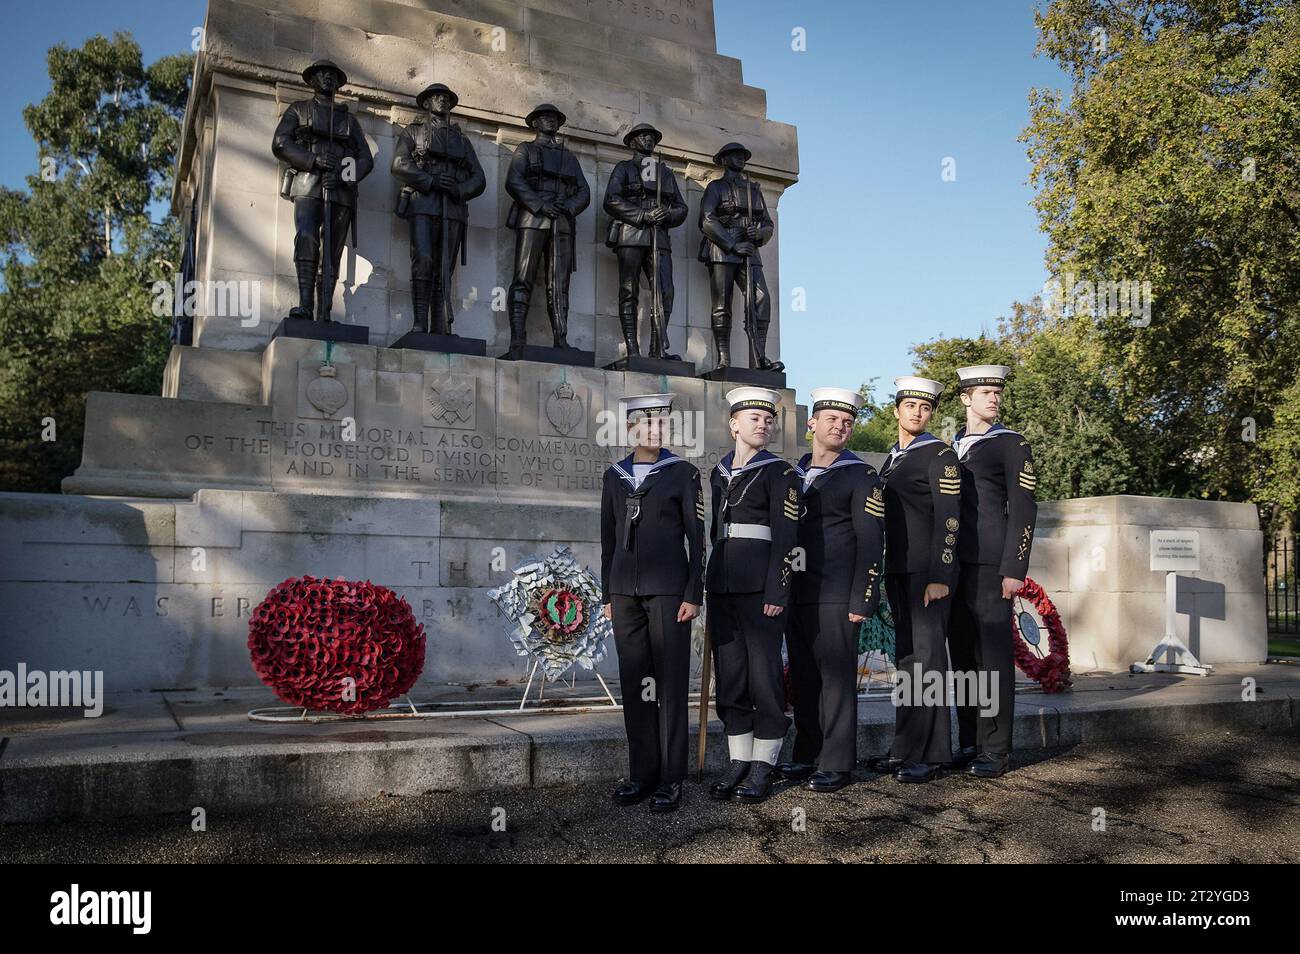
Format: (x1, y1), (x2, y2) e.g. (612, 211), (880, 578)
(720, 522), (771, 541)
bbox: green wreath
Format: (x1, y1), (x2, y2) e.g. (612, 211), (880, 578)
(858, 579), (896, 664)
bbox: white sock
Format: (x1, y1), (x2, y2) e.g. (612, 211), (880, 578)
(727, 732), (754, 762)
(752, 737), (784, 765)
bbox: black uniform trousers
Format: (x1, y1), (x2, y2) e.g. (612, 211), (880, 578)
(616, 245), (674, 317)
(787, 601), (859, 772)
(409, 215), (466, 330)
(509, 225), (575, 330)
(888, 572), (952, 765)
(293, 197), (352, 317)
(947, 562), (1016, 756)
(707, 262), (771, 333)
(612, 593), (690, 784)
(707, 591), (789, 741)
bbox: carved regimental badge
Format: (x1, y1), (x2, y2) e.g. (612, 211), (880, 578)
(429, 380), (473, 425)
(544, 381), (585, 436)
(298, 360), (355, 420)
(306, 364), (349, 416)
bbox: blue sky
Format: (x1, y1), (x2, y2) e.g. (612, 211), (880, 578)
(0, 0), (1068, 401)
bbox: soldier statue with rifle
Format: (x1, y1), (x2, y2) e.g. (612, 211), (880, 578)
(391, 82), (486, 337)
(602, 123), (688, 362)
(271, 59), (374, 322)
(698, 142), (784, 374)
(502, 103), (591, 357)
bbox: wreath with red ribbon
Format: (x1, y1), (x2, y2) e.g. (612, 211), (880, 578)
(247, 575), (426, 714)
(1011, 577), (1072, 693)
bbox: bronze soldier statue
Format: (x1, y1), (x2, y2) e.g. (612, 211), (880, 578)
(391, 82), (486, 337)
(698, 142), (784, 374)
(603, 123), (688, 361)
(271, 59), (374, 322)
(503, 103), (591, 357)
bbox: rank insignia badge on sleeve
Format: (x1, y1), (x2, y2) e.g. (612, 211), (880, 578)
(864, 485), (885, 518)
(1018, 461), (1038, 493)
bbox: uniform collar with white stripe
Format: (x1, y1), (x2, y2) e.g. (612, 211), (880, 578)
(612, 448), (685, 488)
(716, 448), (785, 481)
(794, 449), (865, 480)
(883, 431), (945, 471)
(952, 422), (1020, 460)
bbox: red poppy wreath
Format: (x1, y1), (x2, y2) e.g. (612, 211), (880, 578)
(1011, 577), (1072, 693)
(247, 575), (426, 713)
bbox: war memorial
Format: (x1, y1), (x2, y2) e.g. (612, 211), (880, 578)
(0, 0), (1291, 884)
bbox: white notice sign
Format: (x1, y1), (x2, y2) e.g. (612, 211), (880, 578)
(1150, 530), (1200, 572)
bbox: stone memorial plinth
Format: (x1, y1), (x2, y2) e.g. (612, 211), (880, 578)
(67, 340), (804, 501)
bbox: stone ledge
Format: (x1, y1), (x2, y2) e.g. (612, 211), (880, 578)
(2, 665), (1294, 821)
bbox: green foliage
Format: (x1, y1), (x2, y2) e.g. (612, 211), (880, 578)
(0, 34), (192, 491)
(1024, 0), (1300, 515)
(847, 379), (900, 454)
(893, 301), (1142, 500)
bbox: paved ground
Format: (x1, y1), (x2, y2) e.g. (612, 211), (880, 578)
(4, 728), (1297, 863)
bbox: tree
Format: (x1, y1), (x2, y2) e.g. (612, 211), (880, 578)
(1023, 0), (1300, 514)
(0, 34), (192, 492)
(847, 378), (900, 454)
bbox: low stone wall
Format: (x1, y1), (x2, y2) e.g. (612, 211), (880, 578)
(0, 488), (1267, 691)
(1026, 495), (1267, 671)
(0, 488), (607, 691)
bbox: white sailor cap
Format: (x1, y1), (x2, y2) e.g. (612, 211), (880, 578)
(726, 386), (781, 415)
(809, 386), (864, 416)
(956, 365), (1011, 389)
(893, 376), (943, 406)
(623, 392), (675, 420)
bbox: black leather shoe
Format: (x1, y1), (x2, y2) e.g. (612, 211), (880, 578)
(776, 761), (816, 781)
(968, 753), (1010, 778)
(895, 762), (941, 783)
(807, 770), (852, 792)
(649, 781), (682, 813)
(612, 779), (659, 805)
(733, 762), (775, 803)
(866, 755), (903, 774)
(944, 746), (979, 770)
(709, 760), (751, 801)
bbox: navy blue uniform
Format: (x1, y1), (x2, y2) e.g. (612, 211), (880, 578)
(601, 449), (705, 784)
(948, 424), (1038, 757)
(706, 449), (800, 741)
(881, 433), (960, 766)
(788, 451), (885, 772)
